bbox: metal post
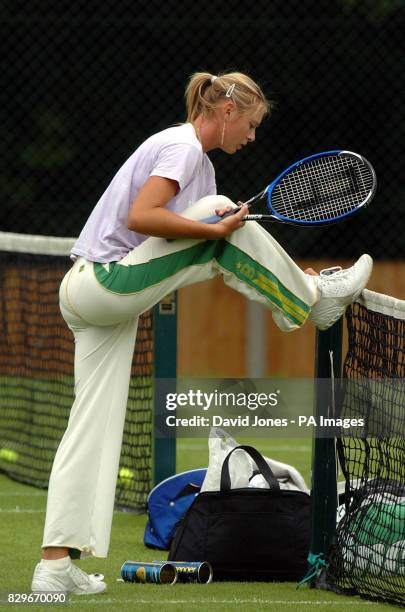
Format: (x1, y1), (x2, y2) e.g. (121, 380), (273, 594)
(153, 293), (177, 486)
(309, 317), (343, 586)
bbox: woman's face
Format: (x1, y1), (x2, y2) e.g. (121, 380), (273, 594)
(220, 104), (266, 154)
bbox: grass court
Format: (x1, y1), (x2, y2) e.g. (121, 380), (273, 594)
(0, 438), (398, 611)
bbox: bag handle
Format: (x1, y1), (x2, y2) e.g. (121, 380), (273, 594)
(220, 445), (280, 492)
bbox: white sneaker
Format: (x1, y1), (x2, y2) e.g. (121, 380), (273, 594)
(309, 254), (373, 330)
(31, 561), (107, 595)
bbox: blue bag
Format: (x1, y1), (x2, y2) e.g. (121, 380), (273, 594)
(144, 468), (207, 550)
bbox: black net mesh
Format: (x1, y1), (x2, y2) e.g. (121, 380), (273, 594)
(0, 243), (153, 510)
(326, 297), (405, 606)
(1, 0), (404, 258)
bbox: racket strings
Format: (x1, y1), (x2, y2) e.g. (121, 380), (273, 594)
(271, 155), (374, 222)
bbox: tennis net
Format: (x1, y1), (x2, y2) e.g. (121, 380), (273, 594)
(327, 289), (405, 606)
(0, 231), (156, 510)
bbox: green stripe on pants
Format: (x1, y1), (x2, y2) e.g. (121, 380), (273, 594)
(94, 239), (310, 326)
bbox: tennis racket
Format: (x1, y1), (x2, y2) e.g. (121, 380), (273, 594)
(201, 150), (376, 226)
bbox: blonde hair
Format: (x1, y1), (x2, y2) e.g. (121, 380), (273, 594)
(185, 71), (271, 122)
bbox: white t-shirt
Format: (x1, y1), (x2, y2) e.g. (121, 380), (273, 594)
(71, 123), (216, 263)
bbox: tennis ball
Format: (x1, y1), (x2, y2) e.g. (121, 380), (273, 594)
(117, 467), (135, 488)
(0, 448), (19, 462)
(136, 567), (147, 583)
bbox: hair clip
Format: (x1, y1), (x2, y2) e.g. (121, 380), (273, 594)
(225, 83), (236, 98)
(210, 75), (218, 84)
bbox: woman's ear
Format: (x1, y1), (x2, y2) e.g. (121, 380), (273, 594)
(222, 100), (235, 120)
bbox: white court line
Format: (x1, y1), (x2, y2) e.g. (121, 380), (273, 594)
(69, 598), (377, 606)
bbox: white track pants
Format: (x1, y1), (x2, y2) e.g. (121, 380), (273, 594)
(42, 199), (319, 557)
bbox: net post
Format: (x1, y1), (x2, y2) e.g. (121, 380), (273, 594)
(309, 317), (343, 587)
(153, 293), (177, 486)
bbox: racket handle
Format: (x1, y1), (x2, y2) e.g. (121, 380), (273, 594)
(244, 214), (269, 220)
(200, 212), (273, 224)
(200, 208), (241, 224)
(200, 214), (225, 224)
(167, 208), (238, 241)
(167, 211), (267, 241)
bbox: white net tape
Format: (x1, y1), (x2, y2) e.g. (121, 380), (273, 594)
(0, 231), (75, 256)
(358, 288), (405, 321)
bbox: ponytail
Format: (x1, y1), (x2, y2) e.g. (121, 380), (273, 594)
(185, 71), (271, 122)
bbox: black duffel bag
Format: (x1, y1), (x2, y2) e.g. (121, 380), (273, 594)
(168, 445), (310, 581)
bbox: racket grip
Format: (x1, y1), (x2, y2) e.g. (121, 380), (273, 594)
(166, 209), (232, 241)
(200, 209), (239, 224)
(202, 214), (270, 222)
(167, 207), (242, 242)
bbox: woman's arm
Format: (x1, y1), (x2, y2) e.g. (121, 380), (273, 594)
(127, 176), (246, 239)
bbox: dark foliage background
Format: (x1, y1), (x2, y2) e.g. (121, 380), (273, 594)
(1, 0), (404, 258)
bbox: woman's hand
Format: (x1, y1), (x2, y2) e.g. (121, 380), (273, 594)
(215, 200), (244, 218)
(304, 268), (319, 276)
(209, 203), (248, 238)
(215, 204), (238, 217)
(128, 181), (247, 240)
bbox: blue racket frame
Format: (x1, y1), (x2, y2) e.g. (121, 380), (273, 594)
(201, 150), (376, 226)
